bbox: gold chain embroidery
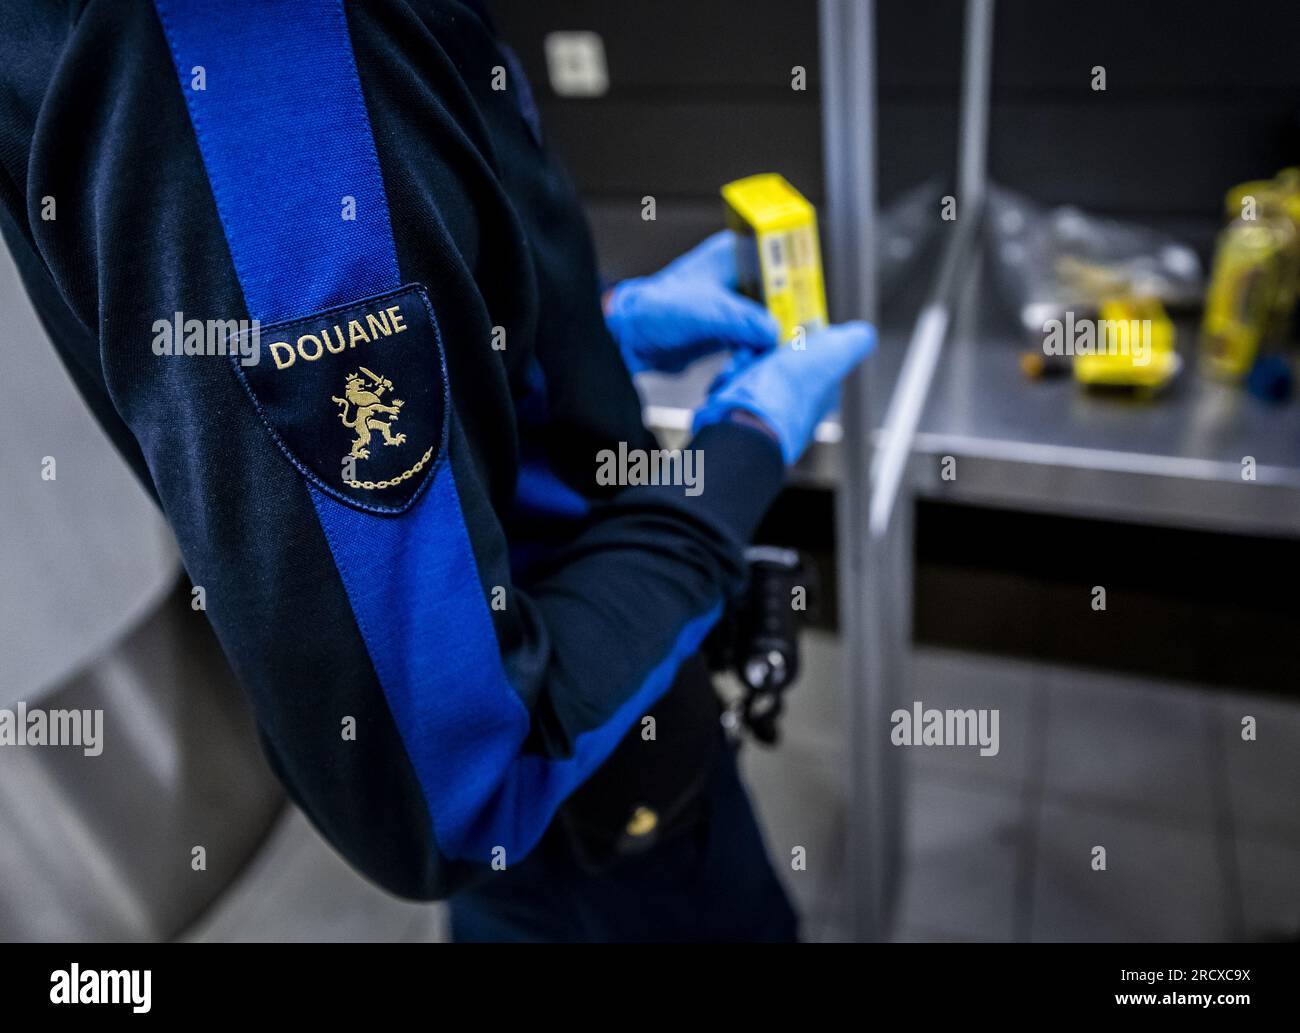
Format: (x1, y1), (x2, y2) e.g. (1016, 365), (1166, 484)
(344, 447), (434, 490)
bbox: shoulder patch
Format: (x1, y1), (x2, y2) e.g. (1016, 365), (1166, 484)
(231, 284), (448, 514)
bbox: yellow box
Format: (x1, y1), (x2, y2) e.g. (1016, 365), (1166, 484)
(1074, 297), (1179, 391)
(722, 174), (828, 344)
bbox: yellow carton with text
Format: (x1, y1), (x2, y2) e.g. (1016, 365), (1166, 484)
(722, 174), (828, 344)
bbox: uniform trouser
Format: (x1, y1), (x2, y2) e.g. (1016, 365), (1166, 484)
(449, 737), (799, 942)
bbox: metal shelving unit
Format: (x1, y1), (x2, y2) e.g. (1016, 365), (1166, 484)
(650, 0), (1300, 942)
(911, 243), (1300, 535)
(642, 0), (995, 942)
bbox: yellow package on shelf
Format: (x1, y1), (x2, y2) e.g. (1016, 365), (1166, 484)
(1074, 297), (1179, 392)
(722, 173), (828, 345)
(1201, 220), (1289, 380)
(1203, 168), (1300, 380)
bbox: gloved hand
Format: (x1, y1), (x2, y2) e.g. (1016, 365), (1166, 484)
(693, 321), (877, 464)
(604, 230), (781, 374)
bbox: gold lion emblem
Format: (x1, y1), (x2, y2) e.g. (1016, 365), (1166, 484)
(331, 366), (407, 460)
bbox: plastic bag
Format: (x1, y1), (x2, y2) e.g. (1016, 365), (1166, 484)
(986, 185), (1203, 334)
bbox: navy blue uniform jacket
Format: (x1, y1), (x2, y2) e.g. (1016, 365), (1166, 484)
(0, 0), (785, 897)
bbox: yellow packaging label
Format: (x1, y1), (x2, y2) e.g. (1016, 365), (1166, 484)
(1201, 221), (1286, 380)
(1206, 168), (1300, 380)
(722, 173), (828, 344)
(1073, 296), (1178, 390)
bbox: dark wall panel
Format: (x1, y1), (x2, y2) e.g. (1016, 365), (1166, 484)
(915, 500), (1300, 695)
(991, 100), (1300, 216)
(492, 0), (961, 274)
(536, 100), (823, 202)
(493, 1), (1300, 261)
(992, 0), (1300, 94)
(988, 0), (1300, 216)
(494, 0), (821, 93)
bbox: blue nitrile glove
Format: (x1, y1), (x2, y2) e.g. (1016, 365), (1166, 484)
(604, 230), (781, 374)
(693, 321), (877, 464)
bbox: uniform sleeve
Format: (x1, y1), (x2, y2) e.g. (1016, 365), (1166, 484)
(11, 0), (786, 898)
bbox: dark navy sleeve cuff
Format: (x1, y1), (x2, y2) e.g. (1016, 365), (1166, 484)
(684, 418), (786, 543)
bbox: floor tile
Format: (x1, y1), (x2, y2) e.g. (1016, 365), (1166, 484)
(740, 745), (844, 922)
(183, 808), (444, 942)
(1042, 666), (1216, 828)
(892, 924), (979, 942)
(810, 922), (854, 943)
(895, 774), (1028, 941)
(1030, 799), (1227, 942)
(904, 646), (1043, 788)
(778, 629), (848, 756)
(1217, 692), (1300, 845)
(1235, 837), (1300, 941)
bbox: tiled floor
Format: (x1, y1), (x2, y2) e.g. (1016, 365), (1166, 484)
(189, 633), (1300, 942)
(183, 807), (447, 943)
(742, 636), (1300, 942)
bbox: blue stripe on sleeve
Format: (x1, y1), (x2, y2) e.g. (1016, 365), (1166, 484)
(154, 0), (718, 863)
(311, 471), (720, 860)
(152, 0), (400, 322)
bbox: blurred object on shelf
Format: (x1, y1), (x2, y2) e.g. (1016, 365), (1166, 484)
(1246, 353), (1294, 403)
(1201, 167), (1300, 382)
(1073, 296), (1180, 394)
(722, 173), (827, 345)
(1018, 349), (1070, 380)
(987, 184), (1204, 337)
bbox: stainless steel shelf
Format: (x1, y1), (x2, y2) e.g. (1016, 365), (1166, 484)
(910, 241), (1300, 537)
(645, 235), (1300, 540)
